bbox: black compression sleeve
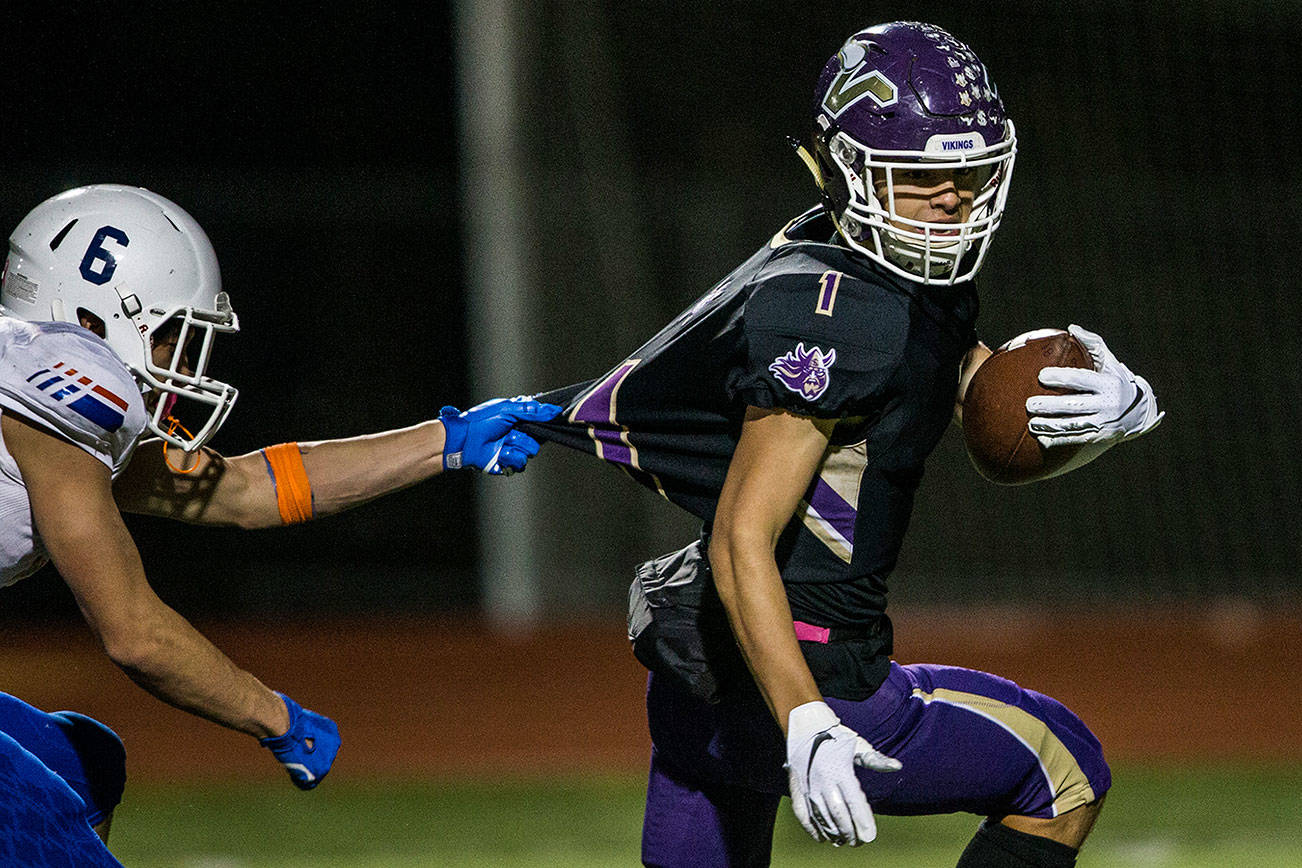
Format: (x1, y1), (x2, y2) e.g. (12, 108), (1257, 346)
(954, 819), (1079, 868)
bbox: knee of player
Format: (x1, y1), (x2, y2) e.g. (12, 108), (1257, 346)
(1070, 732), (1112, 808)
(51, 711), (127, 824)
(1040, 698), (1112, 812)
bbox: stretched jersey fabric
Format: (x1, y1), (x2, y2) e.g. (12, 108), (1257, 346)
(529, 208), (978, 630)
(0, 318), (147, 587)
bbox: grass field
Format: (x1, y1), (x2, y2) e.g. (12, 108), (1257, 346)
(108, 764), (1302, 867)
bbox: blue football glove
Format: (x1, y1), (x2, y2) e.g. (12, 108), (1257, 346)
(439, 397), (562, 475)
(259, 693), (340, 791)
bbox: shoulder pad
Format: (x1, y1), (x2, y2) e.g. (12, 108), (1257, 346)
(747, 258), (909, 353)
(0, 319), (147, 465)
(733, 264), (910, 418)
(767, 206), (832, 248)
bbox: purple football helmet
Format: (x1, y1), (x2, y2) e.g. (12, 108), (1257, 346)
(810, 22), (1017, 284)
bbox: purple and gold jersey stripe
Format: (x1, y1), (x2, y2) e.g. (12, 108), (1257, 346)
(570, 359), (643, 468)
(796, 440), (868, 564)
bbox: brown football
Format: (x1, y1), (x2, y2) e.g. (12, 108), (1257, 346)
(962, 330), (1093, 485)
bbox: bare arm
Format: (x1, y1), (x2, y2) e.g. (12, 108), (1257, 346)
(708, 405), (836, 735)
(3, 413), (288, 739)
(114, 419), (450, 528)
(954, 340), (992, 425)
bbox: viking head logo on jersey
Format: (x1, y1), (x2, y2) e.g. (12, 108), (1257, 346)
(769, 343), (836, 401)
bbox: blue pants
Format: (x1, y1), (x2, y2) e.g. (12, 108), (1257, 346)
(641, 661), (1111, 867)
(0, 693), (125, 867)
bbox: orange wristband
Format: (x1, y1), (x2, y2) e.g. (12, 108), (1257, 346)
(261, 442), (313, 525)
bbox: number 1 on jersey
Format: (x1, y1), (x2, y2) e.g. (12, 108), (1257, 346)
(817, 270), (842, 317)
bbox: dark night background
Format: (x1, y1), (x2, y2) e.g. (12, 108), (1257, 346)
(1, 1), (1298, 625)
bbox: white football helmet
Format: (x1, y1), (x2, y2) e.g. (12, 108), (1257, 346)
(0, 184), (239, 451)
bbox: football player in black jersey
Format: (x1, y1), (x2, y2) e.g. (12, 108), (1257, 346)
(526, 21), (1161, 868)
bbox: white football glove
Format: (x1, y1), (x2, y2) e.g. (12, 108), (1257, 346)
(1027, 324), (1164, 448)
(785, 701), (901, 847)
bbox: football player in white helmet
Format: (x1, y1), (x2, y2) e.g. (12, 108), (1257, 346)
(0, 184), (560, 863)
(2, 184), (239, 454)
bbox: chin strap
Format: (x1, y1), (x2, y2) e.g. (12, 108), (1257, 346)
(161, 417), (203, 475)
(788, 136), (825, 188)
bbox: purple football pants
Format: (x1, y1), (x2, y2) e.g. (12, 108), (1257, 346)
(641, 661), (1111, 867)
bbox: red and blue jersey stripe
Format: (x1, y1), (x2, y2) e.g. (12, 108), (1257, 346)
(25, 362), (128, 432)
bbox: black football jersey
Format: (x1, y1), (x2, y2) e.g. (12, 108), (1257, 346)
(528, 207), (978, 628)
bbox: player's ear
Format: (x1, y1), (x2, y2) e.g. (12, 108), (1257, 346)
(77, 308), (106, 339)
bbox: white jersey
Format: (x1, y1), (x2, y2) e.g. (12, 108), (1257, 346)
(0, 318), (147, 587)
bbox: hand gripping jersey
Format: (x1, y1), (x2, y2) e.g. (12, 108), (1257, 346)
(0, 318), (147, 587)
(529, 208), (978, 632)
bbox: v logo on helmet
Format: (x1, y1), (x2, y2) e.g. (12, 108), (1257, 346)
(821, 42), (897, 117)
